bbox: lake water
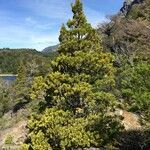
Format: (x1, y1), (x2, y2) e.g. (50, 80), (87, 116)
(0, 76), (17, 83)
(2, 76), (17, 81)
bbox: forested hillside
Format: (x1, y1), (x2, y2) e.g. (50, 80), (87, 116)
(0, 48), (54, 74)
(0, 0), (149, 149)
(100, 0), (150, 62)
(98, 0), (150, 122)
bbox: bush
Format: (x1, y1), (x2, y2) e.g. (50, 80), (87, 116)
(5, 134), (13, 145)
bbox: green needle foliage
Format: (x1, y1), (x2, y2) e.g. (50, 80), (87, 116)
(120, 62), (150, 121)
(23, 0), (123, 149)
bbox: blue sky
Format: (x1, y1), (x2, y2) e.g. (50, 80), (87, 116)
(0, 0), (124, 51)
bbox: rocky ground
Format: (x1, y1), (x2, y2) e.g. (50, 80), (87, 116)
(0, 109), (143, 149)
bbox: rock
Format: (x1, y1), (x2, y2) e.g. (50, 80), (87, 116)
(120, 0), (144, 15)
(106, 109), (142, 130)
(114, 109), (142, 130)
(121, 111), (142, 130)
(0, 120), (28, 148)
(42, 44), (58, 54)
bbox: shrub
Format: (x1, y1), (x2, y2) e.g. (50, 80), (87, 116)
(5, 134), (13, 145)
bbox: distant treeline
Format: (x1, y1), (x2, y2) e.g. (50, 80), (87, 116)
(0, 48), (56, 74)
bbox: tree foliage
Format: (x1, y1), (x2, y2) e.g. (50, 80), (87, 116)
(0, 48), (54, 74)
(99, 0), (150, 124)
(120, 62), (150, 121)
(25, 0), (123, 149)
(0, 80), (14, 117)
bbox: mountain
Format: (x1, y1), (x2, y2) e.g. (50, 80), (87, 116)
(42, 45), (58, 54)
(99, 0), (150, 63)
(120, 0), (144, 15)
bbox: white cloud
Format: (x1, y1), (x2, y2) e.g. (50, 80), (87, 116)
(0, 0), (109, 51)
(0, 23), (59, 51)
(21, 0), (106, 27)
(25, 17), (37, 24)
(30, 34), (58, 45)
(25, 16), (57, 30)
(84, 6), (107, 27)
(19, 0), (73, 20)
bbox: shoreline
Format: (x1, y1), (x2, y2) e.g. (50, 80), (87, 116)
(0, 74), (18, 77)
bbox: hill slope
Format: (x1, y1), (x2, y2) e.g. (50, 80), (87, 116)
(99, 0), (150, 62)
(0, 48), (47, 74)
(42, 45), (58, 54)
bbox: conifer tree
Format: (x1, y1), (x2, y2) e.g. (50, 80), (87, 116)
(15, 61), (29, 103)
(58, 0), (101, 54)
(24, 0), (123, 149)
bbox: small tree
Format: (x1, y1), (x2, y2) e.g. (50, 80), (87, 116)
(120, 62), (150, 121)
(26, 0), (123, 149)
